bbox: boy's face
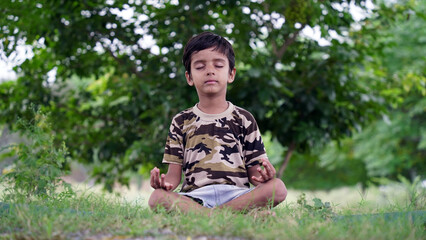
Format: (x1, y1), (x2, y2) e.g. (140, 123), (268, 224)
(185, 47), (236, 97)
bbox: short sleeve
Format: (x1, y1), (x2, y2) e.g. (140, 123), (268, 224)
(242, 112), (268, 168)
(162, 117), (184, 165)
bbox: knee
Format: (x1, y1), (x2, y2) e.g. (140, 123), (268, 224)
(148, 189), (167, 210)
(269, 178), (287, 205)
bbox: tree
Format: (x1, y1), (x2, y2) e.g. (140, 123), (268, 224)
(319, 0), (425, 183)
(0, 0), (417, 189)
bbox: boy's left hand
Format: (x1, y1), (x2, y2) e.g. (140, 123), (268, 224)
(251, 159), (276, 183)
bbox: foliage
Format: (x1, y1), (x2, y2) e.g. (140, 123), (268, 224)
(282, 150), (368, 190)
(0, 108), (74, 201)
(262, 131), (286, 165)
(355, 106), (424, 177)
(318, 0), (425, 186)
(0, 0), (419, 188)
(296, 193), (335, 220)
(317, 99), (425, 187)
(397, 175), (426, 210)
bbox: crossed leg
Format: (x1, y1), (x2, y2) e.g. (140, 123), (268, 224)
(221, 178), (287, 211)
(148, 189), (211, 214)
(148, 178), (287, 214)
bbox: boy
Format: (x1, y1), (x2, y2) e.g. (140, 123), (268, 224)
(148, 32), (287, 214)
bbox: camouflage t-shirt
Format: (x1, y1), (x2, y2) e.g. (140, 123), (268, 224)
(162, 102), (268, 193)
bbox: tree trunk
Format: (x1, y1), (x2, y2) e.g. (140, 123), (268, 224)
(277, 142), (296, 179)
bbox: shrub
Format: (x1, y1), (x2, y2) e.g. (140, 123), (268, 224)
(0, 108), (74, 201)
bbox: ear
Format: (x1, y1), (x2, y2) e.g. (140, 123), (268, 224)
(185, 71), (194, 86)
(227, 68), (236, 84)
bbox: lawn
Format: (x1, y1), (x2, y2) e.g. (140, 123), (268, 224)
(0, 181), (424, 240)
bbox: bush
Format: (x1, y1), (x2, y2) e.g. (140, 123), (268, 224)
(0, 108), (74, 201)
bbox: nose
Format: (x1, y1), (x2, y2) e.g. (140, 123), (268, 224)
(206, 64), (215, 76)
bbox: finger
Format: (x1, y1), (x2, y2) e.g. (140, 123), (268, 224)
(160, 174), (166, 189)
(152, 168), (160, 188)
(150, 168), (158, 188)
(252, 175), (263, 183)
(258, 166), (269, 181)
(262, 160), (274, 176)
(164, 182), (173, 191)
(259, 158), (268, 171)
(263, 161), (276, 178)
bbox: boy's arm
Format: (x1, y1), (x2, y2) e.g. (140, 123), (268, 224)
(150, 163), (182, 191)
(247, 159), (276, 186)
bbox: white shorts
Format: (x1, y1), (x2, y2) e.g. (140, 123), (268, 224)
(179, 184), (254, 208)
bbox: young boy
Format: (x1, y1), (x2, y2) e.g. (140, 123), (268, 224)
(148, 32), (287, 214)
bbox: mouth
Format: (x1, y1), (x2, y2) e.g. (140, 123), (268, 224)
(205, 80), (218, 84)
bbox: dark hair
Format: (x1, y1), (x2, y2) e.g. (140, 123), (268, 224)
(182, 32), (235, 75)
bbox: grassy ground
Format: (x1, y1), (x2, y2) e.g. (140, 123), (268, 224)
(0, 181), (424, 240)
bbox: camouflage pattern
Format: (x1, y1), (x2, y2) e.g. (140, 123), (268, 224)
(162, 102), (267, 192)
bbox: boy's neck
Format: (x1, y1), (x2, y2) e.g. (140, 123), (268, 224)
(197, 97), (229, 114)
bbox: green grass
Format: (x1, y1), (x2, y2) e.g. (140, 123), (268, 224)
(0, 187), (424, 240)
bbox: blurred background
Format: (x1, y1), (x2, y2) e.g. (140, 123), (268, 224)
(0, 0), (424, 205)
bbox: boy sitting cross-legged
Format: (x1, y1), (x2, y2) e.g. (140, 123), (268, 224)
(148, 32), (287, 215)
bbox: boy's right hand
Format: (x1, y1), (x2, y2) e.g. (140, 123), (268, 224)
(150, 167), (173, 191)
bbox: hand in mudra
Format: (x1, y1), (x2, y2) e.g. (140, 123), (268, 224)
(251, 159), (276, 183)
(150, 167), (173, 191)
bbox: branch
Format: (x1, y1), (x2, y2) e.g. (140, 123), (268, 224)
(275, 25), (305, 59)
(106, 48), (145, 79)
(260, 1), (305, 61)
(277, 142), (296, 179)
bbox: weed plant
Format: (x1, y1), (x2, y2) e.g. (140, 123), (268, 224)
(0, 108), (73, 202)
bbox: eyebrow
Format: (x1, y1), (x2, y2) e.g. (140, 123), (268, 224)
(192, 58), (226, 65)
